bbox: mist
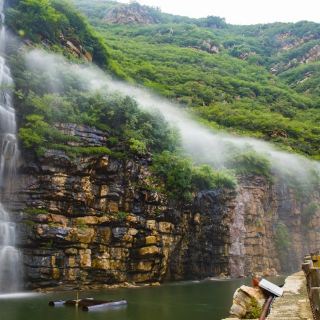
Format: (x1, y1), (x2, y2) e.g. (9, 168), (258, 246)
(25, 49), (320, 187)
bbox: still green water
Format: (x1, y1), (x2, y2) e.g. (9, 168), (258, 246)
(0, 278), (281, 320)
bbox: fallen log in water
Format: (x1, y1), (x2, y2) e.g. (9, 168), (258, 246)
(49, 298), (128, 311)
(48, 300), (66, 307)
(82, 299), (128, 311)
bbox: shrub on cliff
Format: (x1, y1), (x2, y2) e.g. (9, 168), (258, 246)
(9, 42), (178, 158)
(244, 298), (262, 319)
(151, 151), (194, 202)
(6, 0), (65, 42)
(19, 114), (78, 156)
(17, 91), (178, 157)
(152, 152), (237, 202)
(191, 165), (237, 190)
(274, 222), (291, 252)
(228, 149), (272, 179)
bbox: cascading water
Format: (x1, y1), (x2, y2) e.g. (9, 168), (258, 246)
(0, 0), (22, 293)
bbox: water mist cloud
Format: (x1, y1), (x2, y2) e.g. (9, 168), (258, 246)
(25, 49), (320, 185)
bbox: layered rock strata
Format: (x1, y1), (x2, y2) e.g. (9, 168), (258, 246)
(4, 124), (320, 288)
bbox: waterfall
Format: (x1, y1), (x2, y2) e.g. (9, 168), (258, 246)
(0, 0), (22, 293)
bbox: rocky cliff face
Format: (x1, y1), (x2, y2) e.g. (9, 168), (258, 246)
(229, 176), (320, 277)
(104, 3), (159, 25)
(6, 124), (233, 288)
(270, 32), (320, 74)
(4, 124), (320, 289)
(271, 43), (320, 74)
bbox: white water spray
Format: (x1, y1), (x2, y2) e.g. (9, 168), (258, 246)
(0, 0), (22, 293)
(20, 41), (320, 279)
(25, 49), (320, 186)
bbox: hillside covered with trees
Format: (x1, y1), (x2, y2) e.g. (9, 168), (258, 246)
(5, 0), (239, 204)
(1, 0), (320, 307)
(73, 0), (320, 160)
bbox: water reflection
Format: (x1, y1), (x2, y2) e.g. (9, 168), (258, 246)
(0, 279), (253, 320)
(0, 292), (41, 299)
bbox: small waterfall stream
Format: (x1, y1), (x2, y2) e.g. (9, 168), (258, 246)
(0, 0), (22, 293)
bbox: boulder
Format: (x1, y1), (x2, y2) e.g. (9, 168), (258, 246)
(229, 285), (265, 318)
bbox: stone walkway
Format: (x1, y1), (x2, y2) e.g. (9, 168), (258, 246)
(266, 271), (313, 320)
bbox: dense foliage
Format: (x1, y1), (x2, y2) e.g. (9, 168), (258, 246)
(5, 0), (320, 203)
(73, 0), (320, 159)
(152, 152), (237, 201)
(9, 49), (177, 159)
(5, 0), (233, 201)
(227, 150), (272, 179)
(6, 0), (110, 68)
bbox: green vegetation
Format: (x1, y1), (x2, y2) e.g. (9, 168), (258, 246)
(152, 151), (237, 202)
(7, 0), (65, 42)
(14, 80), (178, 158)
(4, 0), (240, 204)
(72, 0), (320, 160)
(7, 1), (320, 160)
(6, 0), (110, 68)
(117, 211), (129, 221)
(50, 145), (112, 158)
(227, 150), (272, 180)
(274, 222), (292, 267)
(74, 0), (226, 28)
(8, 42), (178, 157)
(191, 165), (237, 190)
(245, 299), (262, 319)
(24, 208), (49, 215)
(274, 222), (291, 252)
(4, 0), (320, 204)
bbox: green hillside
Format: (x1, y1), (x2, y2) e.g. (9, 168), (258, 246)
(73, 0), (320, 159)
(5, 0), (239, 203)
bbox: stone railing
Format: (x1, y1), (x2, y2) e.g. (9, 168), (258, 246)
(302, 254), (320, 320)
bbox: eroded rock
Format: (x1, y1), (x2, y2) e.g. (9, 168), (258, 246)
(8, 123), (320, 289)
